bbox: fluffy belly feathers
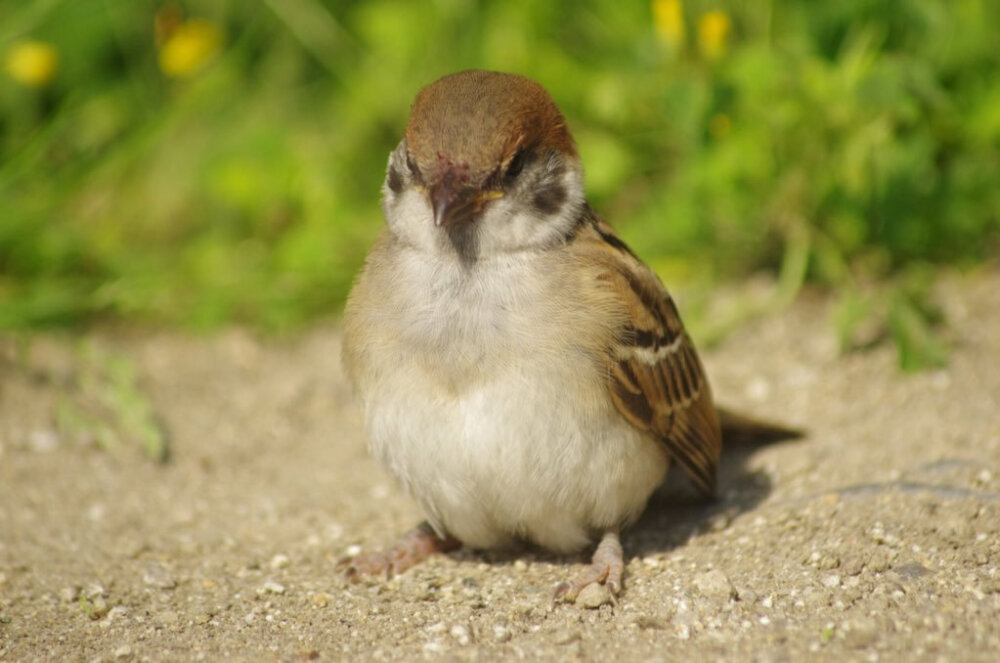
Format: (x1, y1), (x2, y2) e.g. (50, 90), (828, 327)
(362, 352), (669, 553)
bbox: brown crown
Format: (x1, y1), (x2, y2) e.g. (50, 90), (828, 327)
(404, 70), (577, 187)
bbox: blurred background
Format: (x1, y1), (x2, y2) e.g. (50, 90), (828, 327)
(2, 0), (998, 368)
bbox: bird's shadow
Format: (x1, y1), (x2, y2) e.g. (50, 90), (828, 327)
(627, 440), (778, 559)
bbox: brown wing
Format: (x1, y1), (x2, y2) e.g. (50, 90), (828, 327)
(576, 212), (722, 497)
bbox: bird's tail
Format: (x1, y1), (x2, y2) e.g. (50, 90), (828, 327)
(717, 406), (803, 445)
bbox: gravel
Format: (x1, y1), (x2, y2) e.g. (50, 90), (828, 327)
(1, 270), (999, 660)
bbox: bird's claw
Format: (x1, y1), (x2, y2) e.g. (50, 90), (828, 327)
(338, 521), (460, 582)
(552, 530), (624, 607)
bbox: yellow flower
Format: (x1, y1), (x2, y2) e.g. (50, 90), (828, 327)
(4, 41), (59, 88)
(158, 18), (222, 78)
(698, 10), (731, 61)
(652, 0), (685, 51)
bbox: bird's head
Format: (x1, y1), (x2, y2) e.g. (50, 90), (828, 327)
(382, 70), (586, 261)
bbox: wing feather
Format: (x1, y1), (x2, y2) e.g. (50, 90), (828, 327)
(571, 209), (722, 497)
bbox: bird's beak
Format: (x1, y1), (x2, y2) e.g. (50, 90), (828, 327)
(430, 173), (503, 228)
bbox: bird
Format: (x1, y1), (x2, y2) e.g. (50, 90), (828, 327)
(341, 70), (723, 604)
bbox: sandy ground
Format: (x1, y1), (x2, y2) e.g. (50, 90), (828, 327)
(1, 270), (999, 662)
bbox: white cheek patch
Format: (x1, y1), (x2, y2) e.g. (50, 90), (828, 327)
(478, 165), (585, 255)
(385, 187), (440, 252)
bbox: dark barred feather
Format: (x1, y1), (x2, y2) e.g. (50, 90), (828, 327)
(572, 207), (722, 497)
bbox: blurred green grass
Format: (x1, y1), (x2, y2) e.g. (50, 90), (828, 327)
(2, 1), (998, 367)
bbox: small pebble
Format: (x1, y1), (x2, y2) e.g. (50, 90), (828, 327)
(817, 554), (841, 571)
(693, 569), (737, 601)
(154, 610), (178, 626)
(631, 614), (667, 630)
(269, 554), (290, 570)
(113, 644), (133, 659)
(104, 607), (129, 624)
(576, 583), (613, 609)
(259, 581), (286, 595)
(552, 627), (582, 644)
(894, 562), (929, 579)
(87, 598), (110, 620)
(493, 624), (512, 642)
(143, 566), (177, 590)
(842, 555), (865, 576)
(708, 512), (733, 532)
(450, 624), (471, 645)
(867, 549), (891, 573)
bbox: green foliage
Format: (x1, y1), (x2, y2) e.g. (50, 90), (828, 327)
(1, 1), (997, 345)
(56, 342), (169, 462)
(832, 269), (948, 372)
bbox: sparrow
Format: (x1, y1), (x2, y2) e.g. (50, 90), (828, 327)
(341, 70), (722, 603)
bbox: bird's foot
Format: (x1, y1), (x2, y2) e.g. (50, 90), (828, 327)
(339, 521), (460, 581)
(553, 530), (624, 607)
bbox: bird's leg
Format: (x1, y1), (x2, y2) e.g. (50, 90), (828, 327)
(553, 528), (624, 604)
(340, 521), (460, 581)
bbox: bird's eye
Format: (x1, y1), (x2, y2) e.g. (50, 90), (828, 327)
(406, 155), (423, 184)
(504, 148), (530, 184)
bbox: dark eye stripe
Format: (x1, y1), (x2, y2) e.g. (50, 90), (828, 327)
(386, 164), (403, 194)
(405, 155), (423, 185)
(505, 148), (531, 182)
